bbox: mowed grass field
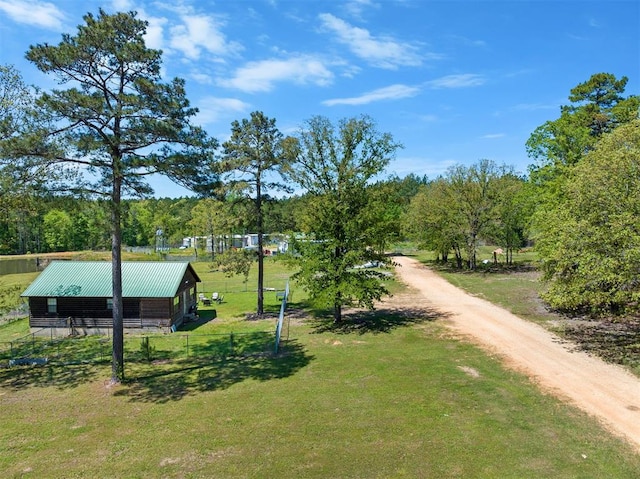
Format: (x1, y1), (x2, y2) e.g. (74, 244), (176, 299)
(1, 253), (640, 477)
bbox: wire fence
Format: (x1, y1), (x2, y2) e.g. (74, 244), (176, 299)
(0, 329), (277, 367)
(1, 278), (293, 367)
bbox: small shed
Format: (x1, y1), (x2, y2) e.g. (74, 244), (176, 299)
(21, 261), (201, 335)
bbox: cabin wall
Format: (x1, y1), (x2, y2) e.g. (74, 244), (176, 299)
(140, 298), (172, 328)
(30, 297), (143, 330)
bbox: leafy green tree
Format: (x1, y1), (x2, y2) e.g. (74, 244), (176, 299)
(0, 64), (36, 145)
(261, 196), (301, 234)
(42, 209), (73, 251)
(365, 180), (405, 253)
(534, 120), (640, 315)
(527, 73), (638, 188)
(0, 64), (52, 253)
(17, 10), (218, 382)
(213, 248), (253, 286)
(405, 179), (465, 266)
(486, 173), (530, 264)
(283, 115), (402, 323)
(221, 111), (290, 315)
(189, 198), (237, 258)
(446, 160), (504, 269)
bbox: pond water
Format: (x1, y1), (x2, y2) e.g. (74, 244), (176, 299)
(0, 257), (46, 275)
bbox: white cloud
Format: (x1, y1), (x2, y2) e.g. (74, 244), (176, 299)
(318, 13), (430, 69)
(219, 56), (334, 93)
(195, 97), (250, 125)
(0, 0), (64, 30)
(481, 133), (505, 139)
(425, 74), (485, 89)
(144, 15), (167, 50)
(344, 0), (377, 18)
(110, 0), (134, 10)
(323, 83), (420, 106)
(419, 114), (438, 123)
(169, 14), (242, 60)
(512, 102), (557, 111)
(189, 72), (214, 85)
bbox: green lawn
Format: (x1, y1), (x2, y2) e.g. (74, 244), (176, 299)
(2, 318), (639, 478)
(412, 249), (551, 324)
(1, 251), (640, 477)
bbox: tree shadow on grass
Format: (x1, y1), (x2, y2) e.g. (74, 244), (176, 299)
(178, 309), (217, 331)
(425, 258), (538, 276)
(0, 334), (313, 401)
(309, 306), (448, 335)
(113, 339), (313, 403)
(0, 361), (106, 391)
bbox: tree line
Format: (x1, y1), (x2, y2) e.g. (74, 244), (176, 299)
(0, 9), (637, 381)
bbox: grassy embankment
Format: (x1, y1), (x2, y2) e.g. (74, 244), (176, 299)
(1, 250), (639, 477)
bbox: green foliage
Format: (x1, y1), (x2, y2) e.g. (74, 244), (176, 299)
(139, 336), (156, 362)
(405, 179), (465, 263)
(212, 249), (254, 284)
(42, 209), (73, 252)
(283, 115), (402, 322)
(527, 73), (638, 189)
(487, 173), (532, 262)
(221, 111), (290, 314)
(21, 10), (219, 198)
(534, 120), (640, 315)
(406, 160), (526, 269)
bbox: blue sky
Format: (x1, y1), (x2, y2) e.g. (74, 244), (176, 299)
(1, 0), (638, 197)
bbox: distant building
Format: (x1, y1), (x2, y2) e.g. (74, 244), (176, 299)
(181, 233), (266, 253)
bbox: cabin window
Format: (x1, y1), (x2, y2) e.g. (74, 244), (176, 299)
(173, 296), (180, 307)
(47, 298), (57, 313)
(106, 299), (113, 310)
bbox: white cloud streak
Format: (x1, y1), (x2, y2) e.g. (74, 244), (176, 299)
(169, 14), (243, 60)
(425, 74), (485, 89)
(195, 97), (250, 125)
(323, 83), (420, 106)
(318, 13), (428, 69)
(0, 0), (64, 30)
(219, 56), (334, 93)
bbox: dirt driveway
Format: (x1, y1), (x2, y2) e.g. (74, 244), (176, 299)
(392, 255), (640, 452)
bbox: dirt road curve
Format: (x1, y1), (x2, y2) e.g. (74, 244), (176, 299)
(393, 255), (640, 451)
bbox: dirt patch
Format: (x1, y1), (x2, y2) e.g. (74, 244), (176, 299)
(457, 365), (481, 378)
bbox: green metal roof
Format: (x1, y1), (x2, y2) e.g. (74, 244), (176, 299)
(21, 261), (200, 298)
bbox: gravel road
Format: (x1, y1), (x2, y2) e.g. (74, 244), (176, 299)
(393, 255), (640, 452)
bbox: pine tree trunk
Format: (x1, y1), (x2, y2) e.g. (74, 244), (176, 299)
(256, 176), (264, 315)
(111, 176), (124, 383)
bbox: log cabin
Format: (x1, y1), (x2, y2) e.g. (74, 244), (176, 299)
(21, 261), (200, 335)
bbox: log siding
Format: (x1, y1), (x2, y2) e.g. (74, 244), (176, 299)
(24, 261), (201, 334)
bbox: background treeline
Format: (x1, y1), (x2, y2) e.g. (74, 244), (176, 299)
(0, 175), (427, 254)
